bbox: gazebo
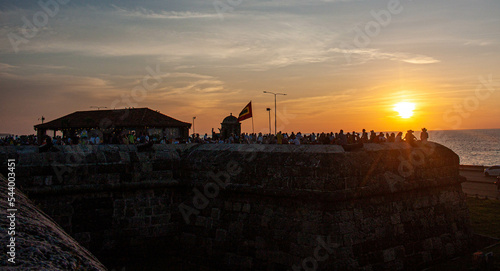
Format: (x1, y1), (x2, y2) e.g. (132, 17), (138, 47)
(34, 108), (191, 144)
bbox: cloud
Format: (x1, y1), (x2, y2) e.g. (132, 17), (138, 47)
(401, 56), (440, 64)
(155, 73), (236, 95)
(328, 47), (440, 64)
(111, 5), (219, 19)
(464, 40), (493, 46)
(164, 72), (215, 80)
(0, 63), (17, 70)
(25, 64), (70, 70)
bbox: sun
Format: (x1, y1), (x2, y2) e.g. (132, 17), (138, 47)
(393, 102), (415, 118)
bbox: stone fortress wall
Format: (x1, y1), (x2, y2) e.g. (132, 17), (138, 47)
(0, 142), (472, 270)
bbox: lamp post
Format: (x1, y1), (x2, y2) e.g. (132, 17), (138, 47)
(263, 91), (286, 135)
(192, 117), (196, 137)
(266, 108), (271, 135)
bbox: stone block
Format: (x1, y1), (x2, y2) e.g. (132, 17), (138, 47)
(210, 208), (220, 220)
(263, 208), (274, 217)
(195, 216), (207, 227)
(224, 201), (232, 211)
(233, 202), (242, 212)
(390, 214), (401, 225)
(394, 224), (405, 235)
(382, 248), (396, 262)
(445, 243), (455, 256)
(338, 221), (354, 235)
(422, 238), (433, 250)
(141, 162), (153, 173)
(242, 203), (251, 213)
(216, 228), (227, 241)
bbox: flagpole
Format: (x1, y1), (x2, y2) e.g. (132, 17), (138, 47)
(251, 116), (254, 134)
(251, 100), (254, 134)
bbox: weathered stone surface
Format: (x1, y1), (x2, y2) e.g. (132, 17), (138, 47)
(0, 174), (106, 270)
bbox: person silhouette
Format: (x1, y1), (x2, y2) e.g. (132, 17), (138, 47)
(404, 130), (417, 144)
(338, 130), (347, 145)
(370, 130), (377, 143)
(420, 128), (429, 142)
(361, 129), (368, 143)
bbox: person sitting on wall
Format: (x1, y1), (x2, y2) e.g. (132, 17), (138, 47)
(378, 132), (386, 142)
(404, 130), (417, 144)
(369, 130), (378, 143)
(361, 129), (368, 143)
(353, 131), (360, 143)
(388, 132), (396, 142)
(395, 132), (403, 142)
(337, 130), (347, 145)
(346, 132), (352, 144)
(310, 132), (316, 143)
(420, 128), (429, 142)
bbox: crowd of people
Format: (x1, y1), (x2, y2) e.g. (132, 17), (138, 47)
(191, 128), (429, 145)
(0, 135), (38, 146)
(0, 131), (171, 146)
(0, 128), (429, 147)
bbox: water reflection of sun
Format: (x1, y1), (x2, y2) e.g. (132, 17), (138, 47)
(394, 102), (415, 118)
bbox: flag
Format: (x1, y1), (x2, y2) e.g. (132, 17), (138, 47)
(237, 101), (253, 122)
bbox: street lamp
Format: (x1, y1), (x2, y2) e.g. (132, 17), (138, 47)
(192, 117), (196, 136)
(266, 108), (271, 135)
(263, 91), (286, 135)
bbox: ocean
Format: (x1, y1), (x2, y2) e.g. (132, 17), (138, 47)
(424, 129), (500, 166)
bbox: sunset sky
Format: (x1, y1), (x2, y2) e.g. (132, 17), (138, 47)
(1, 0), (499, 135)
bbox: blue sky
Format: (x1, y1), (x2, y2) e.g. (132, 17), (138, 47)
(1, 0), (499, 135)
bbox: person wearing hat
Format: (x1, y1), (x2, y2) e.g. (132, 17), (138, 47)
(420, 128), (429, 142)
(403, 130), (417, 143)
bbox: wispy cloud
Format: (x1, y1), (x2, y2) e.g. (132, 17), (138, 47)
(401, 55), (440, 64)
(156, 73), (236, 95)
(329, 48), (440, 64)
(464, 40), (493, 46)
(0, 63), (17, 70)
(25, 64), (70, 70)
(111, 5), (218, 19)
